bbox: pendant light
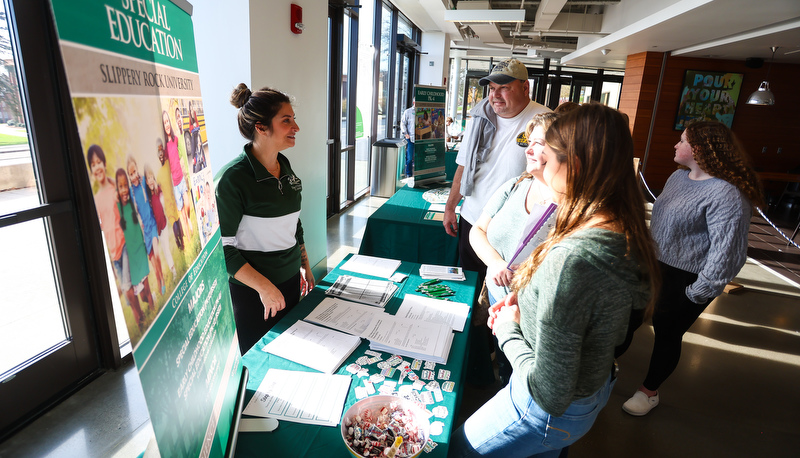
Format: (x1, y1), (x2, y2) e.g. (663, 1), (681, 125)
(746, 47), (777, 106)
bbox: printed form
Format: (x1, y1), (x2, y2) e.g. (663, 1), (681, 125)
(243, 368), (351, 427)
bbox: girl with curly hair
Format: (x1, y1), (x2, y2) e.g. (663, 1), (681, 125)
(621, 120), (763, 416)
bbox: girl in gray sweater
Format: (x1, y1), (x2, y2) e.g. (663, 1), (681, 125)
(450, 104), (659, 457)
(621, 121), (763, 416)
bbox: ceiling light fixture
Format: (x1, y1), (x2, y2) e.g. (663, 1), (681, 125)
(746, 46), (777, 106)
(444, 9), (526, 23)
(600, 49), (610, 55)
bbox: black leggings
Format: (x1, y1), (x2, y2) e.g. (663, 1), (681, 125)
(640, 262), (712, 390)
(228, 271), (301, 354)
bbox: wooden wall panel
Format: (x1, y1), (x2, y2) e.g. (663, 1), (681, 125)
(622, 52), (800, 199)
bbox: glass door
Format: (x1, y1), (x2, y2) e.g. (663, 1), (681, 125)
(327, 4), (359, 215)
(1, 0), (107, 437)
(461, 74), (486, 122)
(392, 52), (410, 138)
(571, 80), (594, 104)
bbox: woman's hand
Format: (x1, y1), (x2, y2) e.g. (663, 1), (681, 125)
(493, 303), (520, 330)
(300, 267), (315, 296)
(299, 244), (315, 296)
(257, 281), (286, 320)
(487, 260), (514, 287)
(487, 292), (520, 333)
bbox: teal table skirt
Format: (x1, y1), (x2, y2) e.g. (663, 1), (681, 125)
(359, 185), (459, 266)
(445, 148), (457, 182)
(236, 255), (478, 457)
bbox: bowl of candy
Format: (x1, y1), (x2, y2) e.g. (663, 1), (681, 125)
(341, 395), (430, 458)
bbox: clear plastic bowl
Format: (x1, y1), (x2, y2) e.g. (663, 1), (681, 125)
(340, 395), (431, 458)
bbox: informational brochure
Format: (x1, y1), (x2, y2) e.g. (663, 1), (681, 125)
(262, 321), (361, 374)
(424, 211), (444, 221)
(361, 314), (453, 364)
(325, 275), (398, 307)
(304, 297), (387, 337)
(340, 255), (402, 279)
(243, 369), (352, 427)
(427, 203), (460, 213)
(507, 202), (558, 269)
(396, 294), (470, 332)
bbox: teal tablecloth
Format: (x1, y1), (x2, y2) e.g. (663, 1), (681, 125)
(236, 255), (478, 457)
(359, 186), (459, 266)
(445, 148), (458, 182)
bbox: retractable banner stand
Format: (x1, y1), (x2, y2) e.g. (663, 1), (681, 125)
(411, 85), (446, 185)
(48, 1), (244, 456)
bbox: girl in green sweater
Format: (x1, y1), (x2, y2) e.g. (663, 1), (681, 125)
(450, 103), (660, 457)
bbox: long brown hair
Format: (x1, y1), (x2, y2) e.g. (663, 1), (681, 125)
(683, 121), (764, 208)
(512, 103), (660, 313)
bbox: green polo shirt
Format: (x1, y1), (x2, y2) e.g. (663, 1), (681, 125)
(215, 145), (304, 285)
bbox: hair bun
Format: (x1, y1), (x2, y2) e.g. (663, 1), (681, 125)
(230, 83), (252, 109)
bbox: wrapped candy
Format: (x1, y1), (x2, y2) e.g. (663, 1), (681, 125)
(343, 401), (428, 457)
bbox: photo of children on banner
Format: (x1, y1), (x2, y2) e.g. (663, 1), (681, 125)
(83, 98), (205, 345)
(187, 101), (207, 173)
(115, 166), (156, 329)
(127, 156), (166, 297)
(162, 108), (194, 242)
(192, 171), (219, 247)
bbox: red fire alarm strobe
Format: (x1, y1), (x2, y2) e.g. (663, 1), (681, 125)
(291, 4), (304, 34)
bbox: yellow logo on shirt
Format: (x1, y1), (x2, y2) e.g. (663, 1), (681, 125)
(516, 131), (529, 147)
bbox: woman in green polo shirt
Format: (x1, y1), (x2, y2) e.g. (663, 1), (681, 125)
(215, 84), (315, 354)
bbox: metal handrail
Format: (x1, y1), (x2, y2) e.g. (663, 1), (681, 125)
(639, 171), (799, 250)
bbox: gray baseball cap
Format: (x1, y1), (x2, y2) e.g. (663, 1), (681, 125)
(479, 59), (528, 86)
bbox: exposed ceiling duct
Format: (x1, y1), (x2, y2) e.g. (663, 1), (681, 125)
(444, 0), (620, 61)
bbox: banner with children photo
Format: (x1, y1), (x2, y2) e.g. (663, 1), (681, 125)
(412, 85), (447, 181)
(49, 1), (241, 457)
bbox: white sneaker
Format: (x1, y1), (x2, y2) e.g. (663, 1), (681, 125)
(622, 390), (659, 416)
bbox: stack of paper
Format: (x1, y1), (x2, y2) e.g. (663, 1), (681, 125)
(361, 314), (453, 364)
(304, 297), (385, 337)
(325, 275), (398, 307)
(340, 255), (401, 279)
(262, 320), (361, 374)
(419, 264), (465, 281)
(395, 294), (470, 332)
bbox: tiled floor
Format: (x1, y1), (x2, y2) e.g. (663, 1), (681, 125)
(1, 195), (798, 457)
(746, 211), (800, 284)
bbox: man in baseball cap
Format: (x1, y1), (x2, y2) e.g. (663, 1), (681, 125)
(443, 57), (550, 386)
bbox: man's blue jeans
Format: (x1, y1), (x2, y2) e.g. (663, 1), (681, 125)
(405, 140), (414, 176)
(449, 373), (615, 457)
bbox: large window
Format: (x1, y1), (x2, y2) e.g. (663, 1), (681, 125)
(450, 57), (624, 112)
(1, 0), (119, 439)
(375, 2), (392, 140)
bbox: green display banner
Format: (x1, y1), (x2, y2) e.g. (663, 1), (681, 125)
(413, 86), (446, 180)
(49, 1), (242, 457)
(50, 0), (198, 72)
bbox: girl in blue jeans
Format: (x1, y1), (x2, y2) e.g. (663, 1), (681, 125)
(449, 104), (660, 457)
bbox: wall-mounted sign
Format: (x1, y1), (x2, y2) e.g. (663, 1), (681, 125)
(674, 70), (744, 130)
